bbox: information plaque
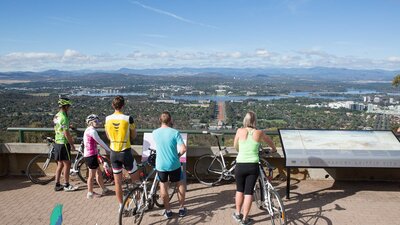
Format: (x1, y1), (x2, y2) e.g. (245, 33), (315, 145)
(279, 129), (400, 168)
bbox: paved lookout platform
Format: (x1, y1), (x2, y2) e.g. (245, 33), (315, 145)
(1, 177), (400, 225)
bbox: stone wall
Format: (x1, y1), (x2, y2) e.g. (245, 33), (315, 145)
(1, 143), (400, 181)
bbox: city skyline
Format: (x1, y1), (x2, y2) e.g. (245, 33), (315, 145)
(1, 0), (400, 72)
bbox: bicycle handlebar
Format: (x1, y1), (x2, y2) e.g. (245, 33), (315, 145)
(259, 146), (273, 154)
(44, 137), (55, 143)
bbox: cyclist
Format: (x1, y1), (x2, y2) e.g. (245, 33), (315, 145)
(232, 111), (277, 225)
(83, 114), (112, 199)
(152, 111), (187, 219)
(105, 96), (140, 211)
(53, 97), (78, 192)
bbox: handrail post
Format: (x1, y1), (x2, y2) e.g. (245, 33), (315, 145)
(18, 130), (24, 143)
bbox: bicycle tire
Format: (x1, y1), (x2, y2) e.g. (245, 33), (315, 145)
(155, 180), (177, 208)
(267, 189), (287, 225)
(77, 159), (89, 183)
(254, 179), (264, 209)
(194, 154), (224, 186)
(26, 154), (56, 185)
(119, 186), (145, 225)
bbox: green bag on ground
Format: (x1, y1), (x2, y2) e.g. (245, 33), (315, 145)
(50, 204), (63, 225)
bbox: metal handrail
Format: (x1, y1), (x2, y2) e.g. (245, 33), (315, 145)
(6, 127), (280, 143)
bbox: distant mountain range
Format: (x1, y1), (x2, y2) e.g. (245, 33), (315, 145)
(0, 67), (399, 81)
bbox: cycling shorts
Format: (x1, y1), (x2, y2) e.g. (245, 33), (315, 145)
(84, 155), (99, 169)
(110, 148), (138, 174)
(235, 163), (260, 195)
(157, 167), (182, 183)
(54, 143), (71, 161)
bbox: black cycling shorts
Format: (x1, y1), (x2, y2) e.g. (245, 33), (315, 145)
(157, 167), (182, 183)
(54, 143), (71, 161)
(235, 163), (260, 195)
(110, 148), (138, 174)
(84, 155), (99, 169)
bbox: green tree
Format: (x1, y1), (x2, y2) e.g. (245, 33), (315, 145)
(392, 74), (400, 87)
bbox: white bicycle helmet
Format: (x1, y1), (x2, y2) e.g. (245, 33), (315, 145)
(86, 114), (99, 124)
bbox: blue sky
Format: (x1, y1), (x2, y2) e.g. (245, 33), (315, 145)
(1, 0), (399, 71)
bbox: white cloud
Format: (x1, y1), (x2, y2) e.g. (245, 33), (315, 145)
(5, 52), (58, 60)
(1, 48), (400, 71)
(130, 1), (218, 29)
(61, 49), (93, 63)
(297, 49), (337, 59)
(127, 51), (144, 59)
(158, 51), (169, 58)
(63, 49), (81, 58)
(47, 16), (82, 25)
(388, 56), (400, 62)
(255, 49), (270, 58)
(231, 52), (242, 58)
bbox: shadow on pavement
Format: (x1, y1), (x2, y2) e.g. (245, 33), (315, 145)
(146, 183), (236, 225)
(275, 179), (400, 225)
(0, 176), (33, 192)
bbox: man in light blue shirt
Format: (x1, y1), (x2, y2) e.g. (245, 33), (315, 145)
(153, 111), (187, 219)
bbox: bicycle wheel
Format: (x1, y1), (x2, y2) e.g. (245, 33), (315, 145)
(254, 179), (264, 209)
(155, 180), (177, 208)
(26, 154), (56, 185)
(267, 189), (286, 225)
(77, 159), (89, 183)
(119, 186), (146, 225)
(194, 154), (224, 186)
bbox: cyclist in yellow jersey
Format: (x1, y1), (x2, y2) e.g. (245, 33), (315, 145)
(105, 95), (139, 211)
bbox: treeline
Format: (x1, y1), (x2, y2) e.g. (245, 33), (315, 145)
(225, 98), (383, 130)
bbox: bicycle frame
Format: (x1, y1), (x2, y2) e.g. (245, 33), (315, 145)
(215, 150), (235, 174)
(211, 134), (236, 179)
(42, 138), (55, 171)
(258, 165), (274, 215)
(256, 156), (286, 224)
(97, 154), (113, 179)
(70, 142), (84, 175)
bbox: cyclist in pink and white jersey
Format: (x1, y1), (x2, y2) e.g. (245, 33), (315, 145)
(84, 114), (112, 199)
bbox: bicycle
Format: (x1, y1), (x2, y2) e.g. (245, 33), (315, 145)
(194, 133), (272, 186)
(254, 148), (287, 225)
(26, 137), (87, 184)
(119, 148), (177, 225)
(77, 151), (113, 184)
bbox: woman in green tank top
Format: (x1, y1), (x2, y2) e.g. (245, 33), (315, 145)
(232, 111), (277, 225)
